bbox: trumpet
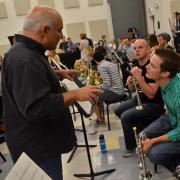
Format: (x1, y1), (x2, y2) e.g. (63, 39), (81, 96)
(133, 127), (152, 180)
(129, 63), (143, 110)
(51, 58), (68, 70)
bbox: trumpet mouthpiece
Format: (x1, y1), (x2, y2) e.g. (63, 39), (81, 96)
(133, 127), (137, 131)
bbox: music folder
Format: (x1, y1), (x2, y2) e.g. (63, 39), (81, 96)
(61, 77), (96, 118)
(5, 153), (52, 180)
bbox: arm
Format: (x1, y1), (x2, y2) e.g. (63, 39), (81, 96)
(12, 61), (66, 123)
(63, 86), (102, 106)
(142, 134), (169, 154)
(98, 65), (111, 90)
(131, 67), (159, 99)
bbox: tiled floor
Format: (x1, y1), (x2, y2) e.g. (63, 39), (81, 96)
(0, 107), (177, 180)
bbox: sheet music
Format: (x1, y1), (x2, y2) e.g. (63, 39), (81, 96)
(62, 79), (94, 116)
(5, 153), (52, 180)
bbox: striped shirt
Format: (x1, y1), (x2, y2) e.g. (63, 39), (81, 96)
(161, 73), (180, 141)
(97, 59), (124, 95)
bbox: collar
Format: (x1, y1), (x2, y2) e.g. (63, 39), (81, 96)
(15, 34), (46, 55)
(161, 74), (179, 93)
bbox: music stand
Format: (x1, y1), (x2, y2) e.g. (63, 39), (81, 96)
(62, 78), (116, 178)
(73, 102), (116, 179)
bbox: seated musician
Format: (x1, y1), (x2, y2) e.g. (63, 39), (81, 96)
(114, 39), (165, 157)
(142, 49), (180, 173)
(92, 46), (125, 126)
(157, 33), (174, 50)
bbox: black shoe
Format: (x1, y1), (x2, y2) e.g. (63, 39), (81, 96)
(121, 149), (135, 158)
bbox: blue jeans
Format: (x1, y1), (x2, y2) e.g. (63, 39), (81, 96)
(114, 96), (164, 150)
(143, 114), (180, 172)
(38, 155), (62, 180)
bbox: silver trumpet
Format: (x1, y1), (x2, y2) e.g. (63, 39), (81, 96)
(129, 63), (143, 110)
(133, 127), (152, 180)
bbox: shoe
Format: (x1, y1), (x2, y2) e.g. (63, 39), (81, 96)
(88, 120), (97, 135)
(174, 165), (180, 179)
(95, 119), (105, 126)
(121, 149), (135, 158)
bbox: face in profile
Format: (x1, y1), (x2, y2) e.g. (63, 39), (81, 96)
(157, 36), (166, 47)
(45, 15), (63, 50)
(146, 54), (162, 81)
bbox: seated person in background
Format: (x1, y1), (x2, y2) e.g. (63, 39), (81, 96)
(67, 37), (76, 52)
(92, 46), (125, 126)
(148, 34), (159, 55)
(114, 39), (165, 157)
(157, 33), (174, 50)
(118, 37), (134, 61)
(98, 34), (107, 46)
(46, 50), (61, 69)
(59, 35), (68, 52)
(108, 39), (117, 52)
(142, 49), (180, 173)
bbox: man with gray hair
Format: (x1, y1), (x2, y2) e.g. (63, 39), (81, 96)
(2, 6), (101, 180)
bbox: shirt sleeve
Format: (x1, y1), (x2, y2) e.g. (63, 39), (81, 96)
(168, 100), (180, 141)
(11, 60), (66, 123)
(98, 65), (111, 90)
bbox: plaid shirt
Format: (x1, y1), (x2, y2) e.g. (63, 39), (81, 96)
(98, 59), (124, 95)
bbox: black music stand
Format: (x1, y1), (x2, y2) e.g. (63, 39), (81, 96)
(73, 102), (116, 180)
(67, 78), (97, 163)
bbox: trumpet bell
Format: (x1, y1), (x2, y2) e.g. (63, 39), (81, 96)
(136, 105), (143, 111)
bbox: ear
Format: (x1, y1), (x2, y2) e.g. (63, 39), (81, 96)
(161, 71), (170, 78)
(42, 25), (50, 36)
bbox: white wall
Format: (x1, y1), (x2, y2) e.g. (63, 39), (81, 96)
(0, 0), (114, 54)
(144, 0), (173, 35)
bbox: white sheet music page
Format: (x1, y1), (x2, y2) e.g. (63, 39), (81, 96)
(62, 79), (92, 115)
(5, 152), (52, 180)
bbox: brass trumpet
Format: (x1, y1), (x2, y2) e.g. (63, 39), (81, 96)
(133, 127), (152, 180)
(129, 63), (143, 110)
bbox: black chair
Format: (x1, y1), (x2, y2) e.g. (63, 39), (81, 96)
(103, 94), (130, 131)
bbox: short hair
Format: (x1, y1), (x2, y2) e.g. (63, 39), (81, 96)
(80, 33), (87, 40)
(157, 33), (171, 42)
(93, 46), (107, 62)
(154, 48), (180, 78)
(23, 13), (55, 33)
(148, 34), (158, 48)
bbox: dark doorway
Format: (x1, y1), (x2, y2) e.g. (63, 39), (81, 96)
(107, 0), (147, 39)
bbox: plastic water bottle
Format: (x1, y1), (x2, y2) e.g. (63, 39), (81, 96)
(99, 134), (107, 153)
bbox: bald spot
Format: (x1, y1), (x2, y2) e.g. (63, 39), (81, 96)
(23, 5), (62, 33)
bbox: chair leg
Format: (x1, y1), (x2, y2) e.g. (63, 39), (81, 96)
(154, 163), (158, 173)
(106, 104), (110, 131)
(102, 102), (105, 122)
(0, 151), (6, 162)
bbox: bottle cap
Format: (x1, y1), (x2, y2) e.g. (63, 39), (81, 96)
(99, 134), (104, 139)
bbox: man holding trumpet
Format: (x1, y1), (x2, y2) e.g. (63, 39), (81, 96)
(114, 39), (165, 157)
(142, 49), (180, 173)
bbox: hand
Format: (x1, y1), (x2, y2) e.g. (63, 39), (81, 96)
(55, 69), (78, 80)
(131, 67), (143, 81)
(141, 139), (154, 155)
(126, 76), (134, 86)
(74, 86), (102, 102)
